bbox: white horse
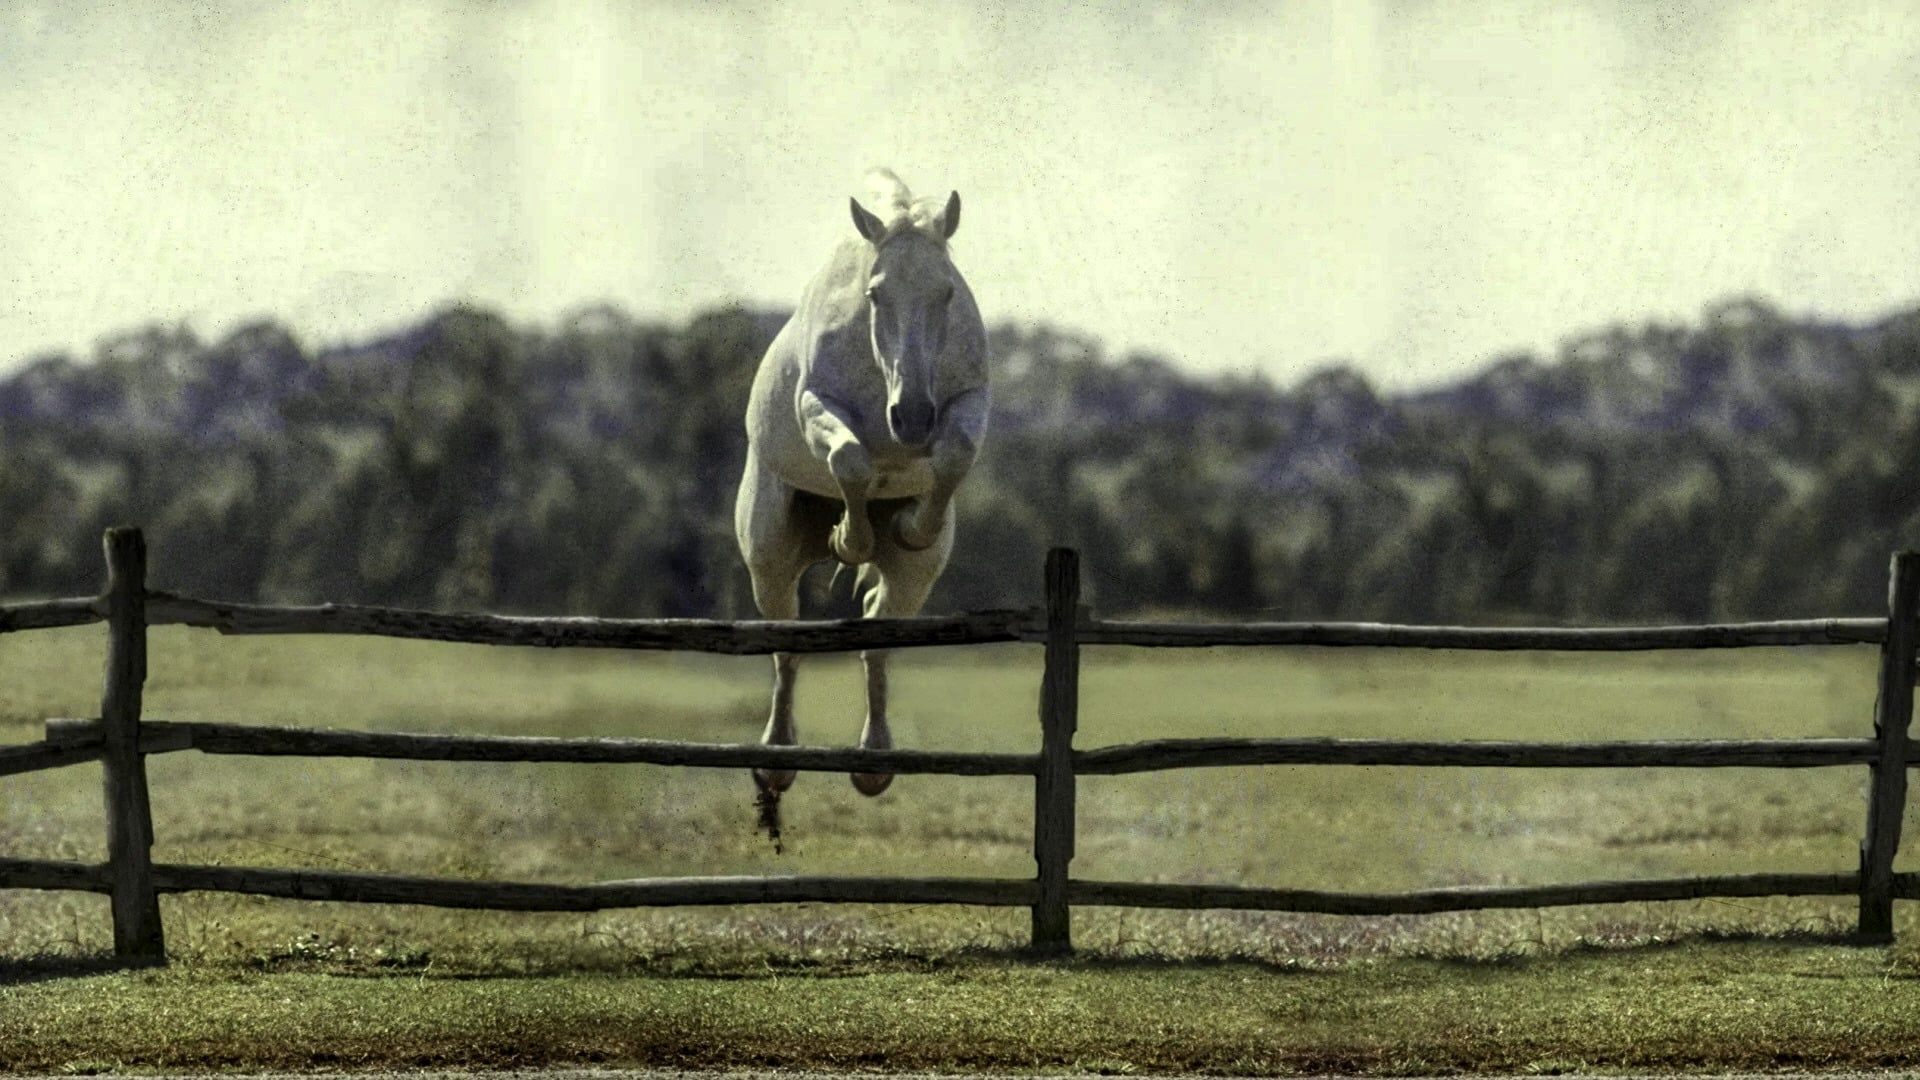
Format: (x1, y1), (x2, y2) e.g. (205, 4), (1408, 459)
(735, 169), (989, 814)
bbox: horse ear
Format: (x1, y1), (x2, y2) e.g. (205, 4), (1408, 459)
(850, 198), (887, 243)
(941, 191), (961, 238)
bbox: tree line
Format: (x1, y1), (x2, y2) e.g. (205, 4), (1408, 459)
(3, 295), (1918, 622)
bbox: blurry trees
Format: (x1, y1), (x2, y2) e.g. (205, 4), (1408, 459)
(3, 297), (1919, 622)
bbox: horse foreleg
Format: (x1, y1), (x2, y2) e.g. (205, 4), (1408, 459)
(830, 485), (875, 566)
(895, 388), (986, 551)
(800, 390), (876, 564)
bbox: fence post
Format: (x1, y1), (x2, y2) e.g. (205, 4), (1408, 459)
(1860, 550), (1920, 943)
(1031, 547), (1079, 954)
(100, 527), (165, 963)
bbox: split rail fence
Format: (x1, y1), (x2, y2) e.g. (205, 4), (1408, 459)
(3, 527), (1919, 965)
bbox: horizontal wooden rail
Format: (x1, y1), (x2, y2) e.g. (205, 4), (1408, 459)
(11, 855), (1909, 915)
(0, 739), (103, 777)
(131, 594), (1904, 654)
(1070, 872), (1881, 914)
(44, 719), (1040, 776)
(0, 857), (1037, 910)
(9, 537), (1920, 963)
(1080, 617), (1889, 650)
(34, 723), (1919, 775)
(1076, 737), (1883, 773)
(144, 591), (1039, 654)
(0, 857), (110, 892)
(0, 596), (102, 634)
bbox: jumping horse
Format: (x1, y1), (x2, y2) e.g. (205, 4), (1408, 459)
(735, 169), (989, 839)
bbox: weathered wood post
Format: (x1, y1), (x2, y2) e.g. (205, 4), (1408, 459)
(101, 527), (165, 963)
(1859, 550), (1920, 942)
(1032, 547), (1079, 954)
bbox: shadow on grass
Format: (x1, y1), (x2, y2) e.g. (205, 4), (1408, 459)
(127, 923), (1885, 984)
(1403, 924), (1870, 970)
(0, 952), (149, 987)
(704, 942), (1338, 978)
(207, 940), (1329, 982)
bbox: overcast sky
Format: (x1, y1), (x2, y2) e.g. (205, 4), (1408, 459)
(2, 1), (1917, 389)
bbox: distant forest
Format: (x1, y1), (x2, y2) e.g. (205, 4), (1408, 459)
(4, 295), (1920, 623)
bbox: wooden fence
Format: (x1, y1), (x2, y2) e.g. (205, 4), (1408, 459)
(3, 527), (1919, 966)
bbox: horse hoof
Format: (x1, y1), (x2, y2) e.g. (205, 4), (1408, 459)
(830, 521), (873, 565)
(850, 771), (894, 797)
(754, 768), (797, 794)
(830, 538), (871, 566)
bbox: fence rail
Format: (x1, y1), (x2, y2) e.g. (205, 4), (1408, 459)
(1077, 617), (1892, 650)
(1075, 736), (1888, 771)
(0, 596), (102, 633)
(37, 717), (1041, 775)
(1067, 873), (1909, 914)
(0, 739), (107, 777)
(10, 853), (1916, 915)
(23, 592), (1892, 652)
(143, 591), (1040, 654)
(2, 528), (1917, 964)
(0, 857), (1039, 910)
(22, 720), (1900, 774)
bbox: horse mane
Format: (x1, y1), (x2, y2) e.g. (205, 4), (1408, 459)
(863, 167), (950, 246)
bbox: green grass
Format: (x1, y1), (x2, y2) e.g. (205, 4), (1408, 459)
(6, 624), (1920, 1070)
(9, 943), (1920, 1073)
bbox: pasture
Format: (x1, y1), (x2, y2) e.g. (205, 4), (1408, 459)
(6, 622), (1920, 1071)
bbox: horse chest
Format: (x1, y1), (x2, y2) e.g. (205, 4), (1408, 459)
(759, 418), (933, 501)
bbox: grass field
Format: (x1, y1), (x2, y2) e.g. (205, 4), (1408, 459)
(7, 623), (1920, 1071)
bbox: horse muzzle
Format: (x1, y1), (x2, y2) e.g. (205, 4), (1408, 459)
(887, 399), (938, 448)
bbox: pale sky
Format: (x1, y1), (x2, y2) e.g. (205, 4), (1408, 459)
(2, 1), (1917, 389)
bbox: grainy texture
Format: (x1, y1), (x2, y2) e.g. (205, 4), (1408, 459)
(1859, 552), (1920, 940)
(10, 538), (1920, 956)
(1078, 617), (1889, 650)
(15, 852), (1919, 913)
(0, 855), (110, 892)
(0, 595), (101, 634)
(1031, 548), (1079, 954)
(98, 527), (165, 962)
(0, 856), (1035, 908)
(150, 864), (1038, 910)
(1069, 872), (1867, 914)
(0, 738), (101, 777)
(146, 590), (1040, 654)
(43, 717), (1039, 775)
(1075, 737), (1883, 773)
(137, 860), (1036, 903)
(55, 719), (1886, 773)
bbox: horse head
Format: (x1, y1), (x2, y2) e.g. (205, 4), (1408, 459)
(849, 188), (961, 449)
